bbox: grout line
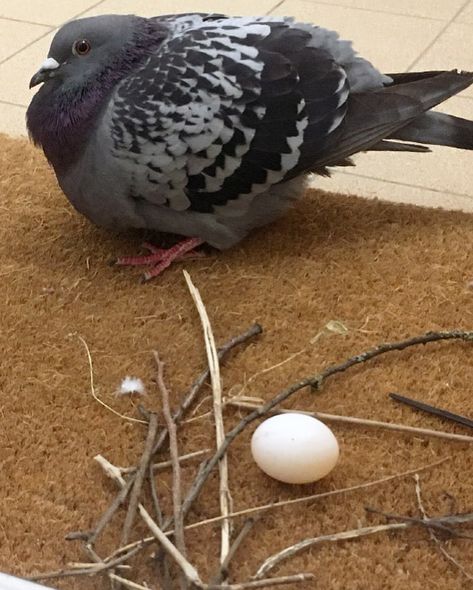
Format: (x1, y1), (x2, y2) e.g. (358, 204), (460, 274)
(0, 100), (27, 109)
(0, 27), (55, 67)
(333, 169), (473, 201)
(0, 15), (54, 28)
(266, 0), (287, 15)
(295, 0), (447, 22)
(406, 0), (471, 71)
(0, 0), (108, 68)
(70, 0), (109, 20)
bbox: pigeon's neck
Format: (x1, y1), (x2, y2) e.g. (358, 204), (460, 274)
(27, 20), (167, 176)
(27, 83), (111, 174)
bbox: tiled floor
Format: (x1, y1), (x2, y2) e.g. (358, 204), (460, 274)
(1, 0), (472, 211)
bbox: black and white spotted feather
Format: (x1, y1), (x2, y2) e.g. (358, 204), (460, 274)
(27, 13), (473, 249)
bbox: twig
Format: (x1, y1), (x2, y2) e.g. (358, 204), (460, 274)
(205, 573), (315, 589)
(95, 454), (203, 588)
(139, 505), (203, 588)
(364, 507), (473, 539)
(180, 456), (449, 532)
(106, 455), (449, 561)
(66, 477), (135, 547)
(149, 462), (164, 526)
(67, 325), (260, 568)
(181, 330), (473, 522)
(28, 542), (145, 581)
(365, 506), (463, 537)
(119, 449), (210, 474)
(122, 413), (158, 545)
(108, 574), (151, 590)
(146, 475), (172, 590)
(211, 518), (260, 585)
(76, 324), (260, 564)
(254, 508), (473, 579)
(74, 334), (147, 425)
(414, 474), (473, 581)
(154, 350), (188, 590)
(184, 270), (232, 567)
(390, 393), (473, 431)
(227, 400), (473, 443)
(308, 330), (473, 390)
(254, 522), (409, 578)
(151, 322), (262, 455)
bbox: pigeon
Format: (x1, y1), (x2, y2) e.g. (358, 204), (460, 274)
(27, 13), (473, 280)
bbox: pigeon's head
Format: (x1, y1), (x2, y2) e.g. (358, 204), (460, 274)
(29, 14), (158, 91)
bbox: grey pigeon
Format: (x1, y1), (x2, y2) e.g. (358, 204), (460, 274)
(27, 13), (473, 280)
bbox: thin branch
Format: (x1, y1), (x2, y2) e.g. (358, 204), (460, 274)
(211, 517), (260, 585)
(184, 270), (231, 567)
(106, 455), (449, 562)
(139, 505), (203, 588)
(80, 324), (261, 550)
(154, 350), (187, 584)
(66, 477), (135, 546)
(180, 456), (449, 533)
(179, 331), (473, 521)
(122, 413), (159, 545)
(108, 574), (151, 590)
(152, 322), (262, 455)
(66, 325), (260, 565)
(414, 474), (473, 581)
(95, 454), (203, 588)
(254, 507), (473, 579)
(119, 449), (210, 474)
(364, 507), (473, 539)
(309, 330), (473, 390)
(149, 462), (164, 526)
(227, 400), (473, 443)
(74, 334), (147, 425)
(28, 542), (145, 582)
(205, 573), (315, 589)
(390, 393), (473, 430)
(255, 522), (409, 578)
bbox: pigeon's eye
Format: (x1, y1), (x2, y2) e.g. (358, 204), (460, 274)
(72, 39), (91, 56)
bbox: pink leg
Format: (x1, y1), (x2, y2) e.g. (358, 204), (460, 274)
(114, 237), (205, 281)
(141, 242), (206, 261)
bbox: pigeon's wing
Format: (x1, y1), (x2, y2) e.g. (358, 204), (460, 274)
(104, 17), (350, 214)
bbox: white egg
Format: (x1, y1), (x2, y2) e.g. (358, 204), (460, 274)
(251, 413), (339, 484)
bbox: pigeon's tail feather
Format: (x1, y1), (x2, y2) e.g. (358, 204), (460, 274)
(390, 112), (473, 150)
(369, 139), (431, 153)
(312, 70), (473, 169)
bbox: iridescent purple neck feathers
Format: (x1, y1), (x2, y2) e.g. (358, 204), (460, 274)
(26, 18), (168, 175)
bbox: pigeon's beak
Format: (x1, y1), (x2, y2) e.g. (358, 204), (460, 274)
(29, 57), (61, 88)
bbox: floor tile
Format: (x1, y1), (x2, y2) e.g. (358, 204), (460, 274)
(0, 30), (56, 106)
(297, 0), (466, 21)
(0, 18), (50, 64)
(310, 171), (473, 212)
(0, 0), (103, 26)
(0, 103), (27, 136)
(455, 0), (473, 24)
(82, 0), (281, 19)
(411, 23), (473, 98)
(271, 1), (444, 71)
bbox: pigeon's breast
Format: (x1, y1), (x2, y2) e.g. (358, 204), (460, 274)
(58, 130), (146, 230)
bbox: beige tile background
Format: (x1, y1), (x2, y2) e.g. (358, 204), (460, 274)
(0, 0), (472, 211)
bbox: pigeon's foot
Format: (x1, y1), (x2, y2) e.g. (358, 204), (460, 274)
(114, 237), (205, 282)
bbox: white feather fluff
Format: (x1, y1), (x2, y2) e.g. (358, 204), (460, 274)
(117, 376), (146, 396)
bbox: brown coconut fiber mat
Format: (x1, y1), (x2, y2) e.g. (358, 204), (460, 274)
(2, 133), (473, 590)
